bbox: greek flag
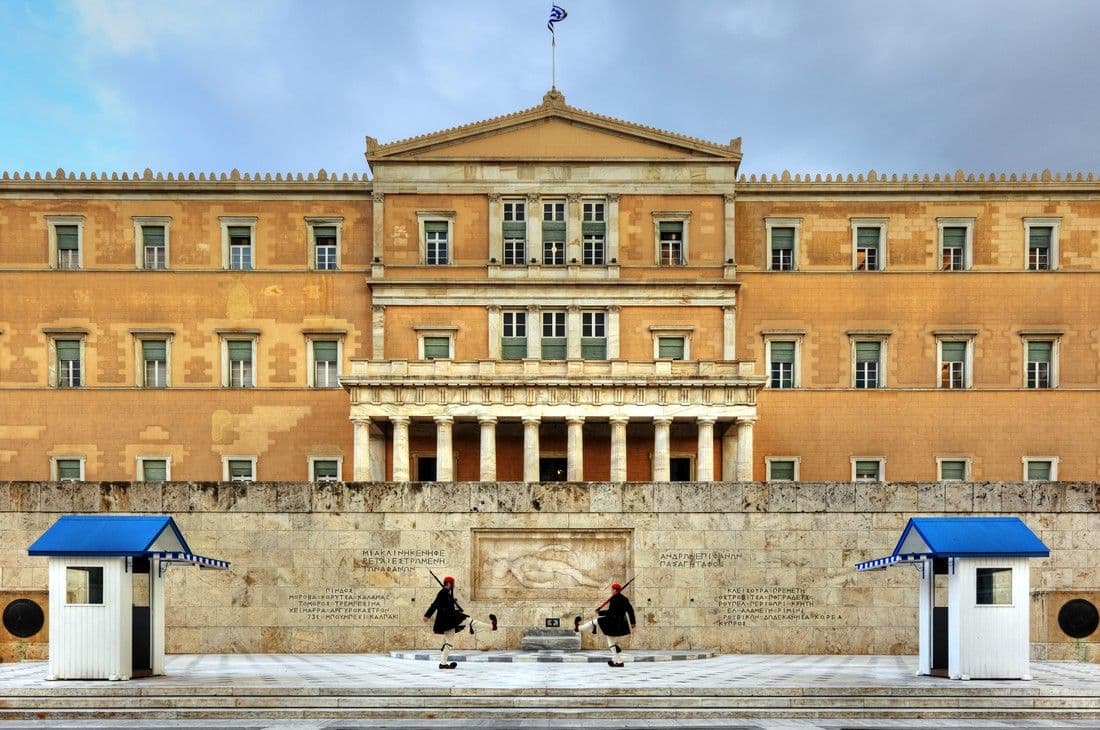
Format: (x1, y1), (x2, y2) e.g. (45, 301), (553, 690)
(547, 4), (567, 32)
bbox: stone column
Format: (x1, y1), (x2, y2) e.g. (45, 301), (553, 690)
(371, 192), (385, 264)
(372, 305), (385, 361)
(723, 192), (736, 267)
(607, 305), (621, 359)
(391, 416), (410, 483)
(610, 416), (629, 482)
(566, 193), (582, 264)
(696, 416), (716, 482)
(526, 194), (542, 265)
(478, 416), (497, 482)
(566, 416), (585, 481)
(487, 305), (502, 360)
(607, 194), (621, 264)
(487, 193), (502, 264)
(723, 306), (736, 360)
(352, 417), (371, 481)
(566, 306), (582, 359)
(522, 416), (541, 482)
(736, 417), (756, 482)
(527, 305), (542, 358)
(653, 417), (673, 481)
(721, 423), (737, 481)
(434, 416), (454, 482)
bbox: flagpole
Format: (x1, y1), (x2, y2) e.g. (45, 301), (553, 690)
(551, 31), (557, 90)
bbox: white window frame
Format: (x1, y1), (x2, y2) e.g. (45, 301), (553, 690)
(309, 456), (343, 482)
(132, 216), (171, 270)
(1024, 217), (1060, 271)
(47, 332), (86, 388)
(937, 337), (974, 389)
(132, 331), (173, 388)
(46, 215), (85, 270)
(649, 326), (694, 360)
(851, 457), (885, 481)
(415, 326), (457, 360)
(652, 211), (691, 266)
(851, 218), (888, 272)
(1021, 334), (1060, 390)
(850, 336), (888, 389)
(220, 216), (257, 270)
(1022, 457), (1059, 481)
(581, 198), (607, 266)
(222, 456), (257, 482)
(765, 457), (801, 481)
(136, 456), (172, 482)
(307, 336), (343, 388)
(765, 217), (801, 271)
(937, 217), (973, 271)
(306, 216), (343, 271)
(220, 334), (258, 388)
(51, 456), (85, 481)
(417, 211), (455, 266)
(764, 335), (802, 388)
(502, 198), (528, 265)
(936, 457), (971, 481)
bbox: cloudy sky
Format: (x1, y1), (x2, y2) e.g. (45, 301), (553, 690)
(2, 0), (1098, 178)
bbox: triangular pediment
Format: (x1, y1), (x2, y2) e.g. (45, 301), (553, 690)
(367, 90), (741, 165)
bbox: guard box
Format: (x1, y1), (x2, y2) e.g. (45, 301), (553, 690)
(857, 516), (1049, 680)
(28, 515), (229, 681)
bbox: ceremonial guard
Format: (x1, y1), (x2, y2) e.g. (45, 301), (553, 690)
(574, 581), (636, 666)
(423, 575), (498, 669)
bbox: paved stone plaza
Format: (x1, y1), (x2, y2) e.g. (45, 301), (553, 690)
(1, 652), (1099, 725)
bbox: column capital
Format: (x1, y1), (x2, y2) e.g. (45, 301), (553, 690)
(373, 304), (386, 315)
(608, 304), (621, 314)
(350, 416), (372, 425)
(607, 193), (621, 203)
(566, 304), (580, 314)
(653, 416), (674, 426)
(372, 192), (385, 203)
(526, 193), (541, 204)
(723, 304), (736, 313)
(521, 415), (542, 425)
(696, 416), (718, 425)
(566, 193), (581, 203)
(488, 192), (501, 202)
(565, 415), (586, 425)
(609, 415), (631, 425)
(487, 304), (501, 313)
(527, 304), (541, 313)
(477, 415), (498, 425)
(390, 415), (410, 425)
(433, 415), (455, 425)
(737, 417), (758, 426)
(724, 193), (736, 204)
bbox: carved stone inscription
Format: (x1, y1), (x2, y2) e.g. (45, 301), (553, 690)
(285, 587), (398, 625)
(356, 549), (447, 574)
(472, 529), (631, 601)
(659, 550), (742, 568)
(717, 586), (840, 627)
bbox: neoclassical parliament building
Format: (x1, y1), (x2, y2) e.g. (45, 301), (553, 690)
(2, 90), (1098, 485)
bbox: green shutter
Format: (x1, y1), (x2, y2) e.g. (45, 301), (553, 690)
(56, 225), (79, 250)
(313, 341), (338, 362)
(56, 459), (81, 479)
(312, 225), (336, 239)
(855, 341), (880, 362)
(581, 221), (606, 236)
(227, 341), (252, 361)
(658, 337), (685, 359)
(769, 460), (795, 480)
(142, 460), (167, 481)
(142, 340), (166, 360)
(659, 221), (683, 235)
(855, 460), (879, 479)
(941, 341), (966, 362)
(541, 338), (566, 359)
(580, 338), (607, 360)
(770, 341), (795, 364)
(1029, 226), (1052, 248)
(228, 460), (252, 479)
(542, 221), (566, 242)
(1027, 341), (1052, 363)
(142, 226), (165, 246)
(856, 227), (880, 247)
(423, 336), (450, 359)
(424, 221), (448, 233)
(313, 460), (338, 479)
(942, 227), (966, 246)
(501, 337), (527, 360)
(56, 340), (81, 360)
(771, 227), (794, 250)
(228, 226), (251, 238)
(940, 460), (966, 480)
(1027, 461), (1051, 480)
(502, 221), (526, 237)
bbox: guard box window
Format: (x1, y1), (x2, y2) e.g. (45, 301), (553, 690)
(976, 567), (1013, 605)
(66, 566), (104, 604)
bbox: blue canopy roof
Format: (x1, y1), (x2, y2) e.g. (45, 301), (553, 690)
(856, 516), (1049, 571)
(28, 515), (229, 569)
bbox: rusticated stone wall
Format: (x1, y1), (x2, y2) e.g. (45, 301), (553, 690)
(1, 480), (1097, 663)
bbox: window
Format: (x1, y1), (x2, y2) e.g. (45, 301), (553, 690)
(976, 568), (1013, 605)
(133, 217), (170, 270)
(225, 339), (255, 388)
(541, 311), (566, 359)
(581, 311), (607, 360)
(502, 199), (527, 265)
(53, 457), (84, 481)
(66, 567), (103, 604)
(657, 337), (685, 360)
(853, 340), (882, 389)
(224, 457), (256, 482)
(1023, 458), (1058, 481)
(766, 458), (799, 481)
(311, 340), (339, 387)
(937, 458), (969, 481)
(228, 227), (253, 269)
(424, 221), (450, 265)
(422, 335), (452, 360)
(658, 222), (684, 265)
(938, 218), (973, 271)
(310, 457), (341, 482)
(55, 339), (82, 388)
(582, 200), (606, 265)
(852, 219), (887, 271)
(938, 340), (971, 389)
(501, 310), (528, 360)
(142, 339), (168, 388)
(542, 201), (566, 265)
(1025, 339), (1054, 389)
(767, 340), (797, 388)
(852, 458), (884, 481)
(138, 457), (169, 482)
(1025, 218), (1060, 271)
(312, 225), (338, 270)
(47, 216), (84, 270)
(766, 218), (800, 271)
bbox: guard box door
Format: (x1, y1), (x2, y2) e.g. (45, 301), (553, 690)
(931, 558), (949, 677)
(131, 557), (152, 678)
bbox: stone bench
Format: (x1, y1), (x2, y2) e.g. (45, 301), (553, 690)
(521, 628), (581, 652)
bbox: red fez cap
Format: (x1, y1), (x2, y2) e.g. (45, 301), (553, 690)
(443, 576), (455, 585)
(611, 582), (622, 591)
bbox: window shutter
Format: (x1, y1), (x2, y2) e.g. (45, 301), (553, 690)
(423, 336), (450, 359)
(581, 221), (605, 236)
(770, 341), (795, 363)
(771, 227), (794, 250)
(227, 341), (252, 361)
(541, 338), (567, 360)
(142, 226), (165, 246)
(1029, 226), (1052, 248)
(1027, 461), (1051, 480)
(770, 461), (795, 480)
(424, 221), (448, 234)
(228, 460), (252, 479)
(313, 341), (338, 362)
(228, 226), (251, 239)
(580, 338), (607, 360)
(502, 221), (526, 237)
(542, 221), (566, 242)
(501, 337), (527, 360)
(142, 460), (167, 481)
(855, 461), (879, 479)
(56, 340), (80, 360)
(313, 460), (338, 479)
(856, 227), (880, 247)
(56, 225), (79, 250)
(941, 341), (966, 362)
(57, 460), (82, 479)
(942, 227), (966, 247)
(1027, 341), (1052, 363)
(658, 337), (685, 359)
(142, 340), (166, 360)
(312, 226), (336, 240)
(940, 460), (966, 480)
(854, 341), (880, 362)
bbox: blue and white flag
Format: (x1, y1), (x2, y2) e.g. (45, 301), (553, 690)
(547, 4), (567, 32)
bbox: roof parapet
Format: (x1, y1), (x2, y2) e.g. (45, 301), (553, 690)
(0, 167), (370, 185)
(739, 168), (1097, 185)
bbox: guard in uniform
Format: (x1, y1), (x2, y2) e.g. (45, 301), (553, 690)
(574, 582), (636, 666)
(423, 576), (498, 669)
